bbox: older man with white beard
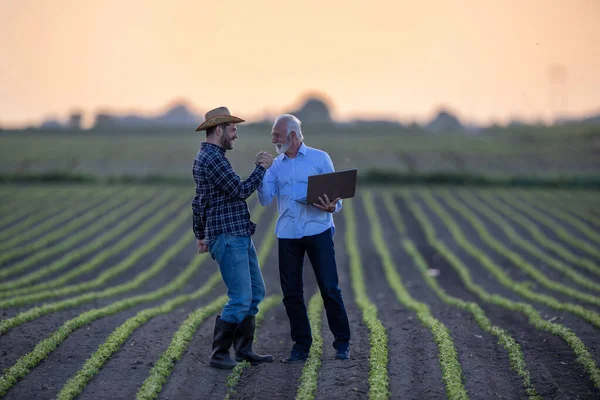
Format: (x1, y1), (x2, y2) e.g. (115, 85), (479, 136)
(257, 114), (351, 363)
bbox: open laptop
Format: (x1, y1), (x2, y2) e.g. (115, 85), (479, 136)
(295, 168), (358, 205)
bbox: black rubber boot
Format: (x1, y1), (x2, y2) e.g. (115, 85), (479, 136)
(233, 315), (274, 365)
(209, 316), (238, 370)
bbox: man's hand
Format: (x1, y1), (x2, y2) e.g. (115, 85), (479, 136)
(255, 151), (274, 169)
(255, 151), (267, 166)
(197, 239), (208, 254)
(313, 194), (340, 213)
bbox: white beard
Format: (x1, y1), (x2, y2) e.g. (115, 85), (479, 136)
(275, 140), (291, 155)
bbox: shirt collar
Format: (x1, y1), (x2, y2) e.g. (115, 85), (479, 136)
(201, 142), (226, 155)
(298, 142), (307, 155)
(283, 142), (307, 159)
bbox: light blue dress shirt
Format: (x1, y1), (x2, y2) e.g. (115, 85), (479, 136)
(257, 143), (342, 239)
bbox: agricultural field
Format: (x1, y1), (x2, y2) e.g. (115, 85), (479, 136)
(0, 184), (599, 399)
(1, 124), (599, 178)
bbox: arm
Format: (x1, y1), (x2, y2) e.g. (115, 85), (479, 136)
(191, 196), (206, 240)
(192, 202), (208, 253)
(257, 165), (278, 206)
(321, 153), (342, 213)
(208, 157), (266, 200)
(191, 158), (207, 240)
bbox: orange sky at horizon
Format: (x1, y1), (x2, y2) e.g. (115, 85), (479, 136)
(1, 0), (599, 128)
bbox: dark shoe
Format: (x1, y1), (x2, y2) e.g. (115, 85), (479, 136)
(281, 348), (308, 364)
(233, 315), (274, 365)
(209, 316), (238, 370)
(334, 345), (350, 360)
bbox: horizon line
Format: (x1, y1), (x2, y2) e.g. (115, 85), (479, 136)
(1, 94), (599, 130)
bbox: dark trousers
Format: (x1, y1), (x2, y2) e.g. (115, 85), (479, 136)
(278, 228), (351, 353)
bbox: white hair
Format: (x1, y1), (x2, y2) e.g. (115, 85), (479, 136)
(274, 114), (304, 141)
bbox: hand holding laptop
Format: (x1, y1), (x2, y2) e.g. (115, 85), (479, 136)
(295, 168), (357, 206)
(313, 194), (341, 213)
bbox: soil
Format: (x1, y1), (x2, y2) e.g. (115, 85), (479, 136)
(1, 190), (599, 399)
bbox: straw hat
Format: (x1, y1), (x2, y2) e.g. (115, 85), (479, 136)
(195, 106), (245, 131)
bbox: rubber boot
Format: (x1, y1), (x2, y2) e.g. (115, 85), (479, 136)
(209, 316), (238, 369)
(233, 315), (274, 365)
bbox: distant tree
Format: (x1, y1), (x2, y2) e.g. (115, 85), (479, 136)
(289, 95), (333, 124)
(40, 119), (64, 130)
(426, 109), (463, 133)
(68, 111), (83, 130)
(93, 113), (117, 129)
(507, 119), (525, 127)
(408, 122), (422, 131)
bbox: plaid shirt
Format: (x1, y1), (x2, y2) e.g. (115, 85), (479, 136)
(192, 142), (266, 241)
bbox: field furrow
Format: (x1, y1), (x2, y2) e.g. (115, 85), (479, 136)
(0, 187), (112, 251)
(437, 191), (600, 305)
(0, 190), (175, 289)
(523, 191), (600, 229)
(0, 201), (269, 398)
(343, 200), (390, 399)
(514, 193), (600, 245)
(380, 192), (539, 399)
(404, 193), (600, 396)
(0, 188), (80, 232)
(2, 184), (599, 399)
(223, 293), (282, 400)
(135, 210), (276, 400)
(416, 191), (600, 328)
(0, 199), (189, 309)
(456, 191), (600, 292)
(59, 203), (270, 398)
(361, 193), (473, 400)
(295, 292), (325, 400)
(497, 194), (600, 259)
(480, 192), (600, 277)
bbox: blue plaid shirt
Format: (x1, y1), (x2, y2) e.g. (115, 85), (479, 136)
(192, 142), (266, 241)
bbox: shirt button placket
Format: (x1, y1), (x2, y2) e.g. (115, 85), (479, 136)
(292, 158), (298, 235)
(292, 159), (295, 198)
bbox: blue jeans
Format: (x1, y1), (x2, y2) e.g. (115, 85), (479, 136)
(208, 234), (266, 324)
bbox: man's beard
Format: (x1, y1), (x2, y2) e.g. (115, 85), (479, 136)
(220, 134), (234, 150)
(275, 136), (291, 154)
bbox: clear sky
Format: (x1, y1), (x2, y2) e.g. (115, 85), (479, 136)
(1, 0), (598, 127)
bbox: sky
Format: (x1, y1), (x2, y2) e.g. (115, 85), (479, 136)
(1, 0), (599, 128)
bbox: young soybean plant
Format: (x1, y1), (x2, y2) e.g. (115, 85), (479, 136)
(403, 193), (600, 391)
(358, 194), (468, 400)
(381, 192), (539, 399)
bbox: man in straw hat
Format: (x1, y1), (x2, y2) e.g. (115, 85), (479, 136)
(192, 106), (274, 369)
(257, 114), (351, 364)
